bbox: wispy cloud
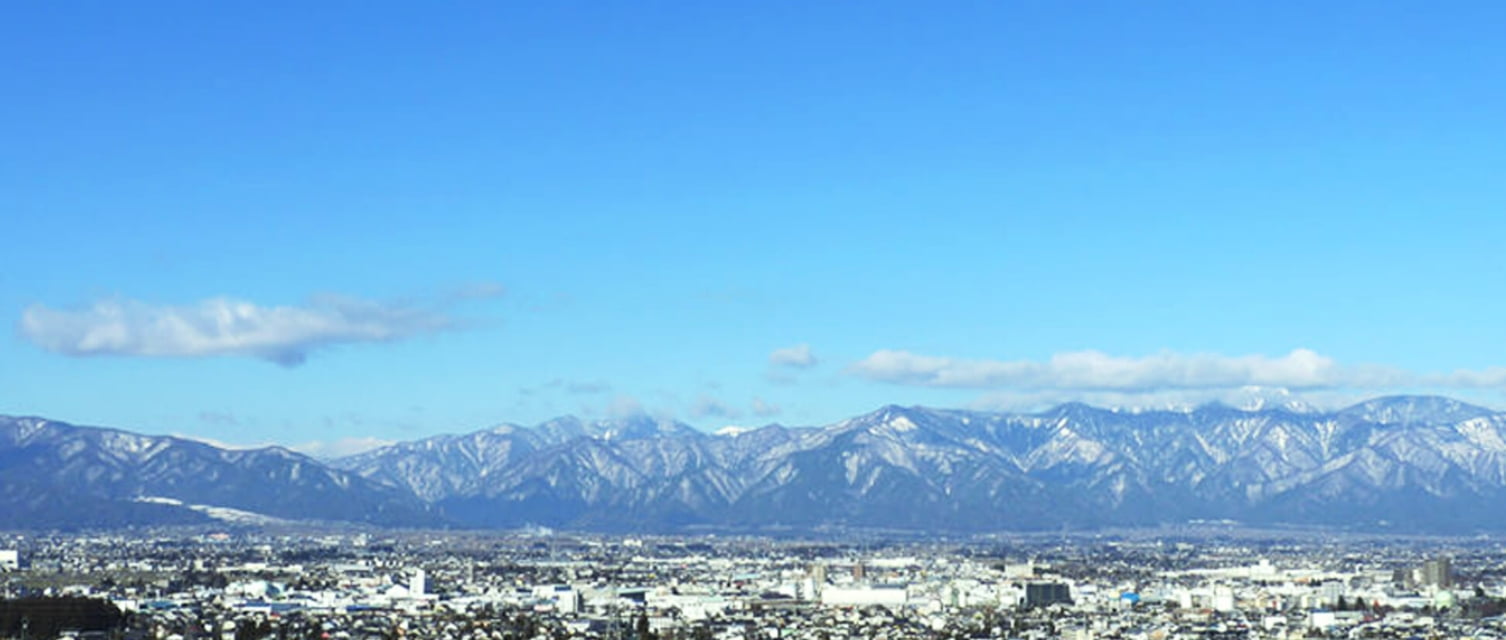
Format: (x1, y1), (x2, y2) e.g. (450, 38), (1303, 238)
(449, 281), (507, 300)
(768, 344), (818, 369)
(564, 380), (611, 394)
(522, 378), (612, 396)
(750, 397), (781, 417)
(19, 292), (481, 366)
(849, 348), (1506, 392)
(171, 433), (275, 451)
(196, 410), (241, 427)
(174, 432), (392, 459)
(969, 387), (1375, 413)
(691, 394), (739, 419)
(607, 395), (647, 419)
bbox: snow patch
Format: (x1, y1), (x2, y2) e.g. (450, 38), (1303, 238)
(135, 496), (289, 525)
(888, 416), (917, 432)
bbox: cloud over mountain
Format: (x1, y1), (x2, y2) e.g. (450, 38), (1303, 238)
(291, 436), (397, 459)
(849, 348), (1506, 393)
(19, 294), (460, 366)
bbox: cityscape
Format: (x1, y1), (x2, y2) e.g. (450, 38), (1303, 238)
(8, 2), (1506, 639)
(5, 527), (1506, 640)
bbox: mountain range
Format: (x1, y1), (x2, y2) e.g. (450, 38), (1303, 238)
(0, 416), (437, 529)
(5, 395), (1506, 532)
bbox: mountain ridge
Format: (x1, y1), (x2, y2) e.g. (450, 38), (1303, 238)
(0, 415), (442, 529)
(5, 395), (1506, 532)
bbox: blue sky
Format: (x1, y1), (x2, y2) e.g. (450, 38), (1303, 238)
(5, 2), (1506, 454)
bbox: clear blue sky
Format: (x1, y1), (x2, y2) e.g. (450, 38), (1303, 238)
(5, 2), (1506, 453)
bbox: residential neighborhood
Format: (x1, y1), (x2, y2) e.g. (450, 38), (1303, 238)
(4, 528), (1506, 640)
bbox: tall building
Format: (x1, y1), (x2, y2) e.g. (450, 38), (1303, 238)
(1392, 567), (1417, 586)
(1213, 585), (1236, 612)
(1319, 581), (1345, 607)
(1024, 582), (1073, 608)
(808, 563), (827, 585)
(1422, 557), (1453, 588)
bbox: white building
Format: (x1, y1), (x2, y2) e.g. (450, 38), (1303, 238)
(1212, 586), (1235, 612)
(821, 585), (908, 607)
(0, 550), (17, 570)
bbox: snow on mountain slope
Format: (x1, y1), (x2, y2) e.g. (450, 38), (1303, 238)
(0, 416), (441, 528)
(8, 395), (1506, 531)
(337, 396), (1506, 531)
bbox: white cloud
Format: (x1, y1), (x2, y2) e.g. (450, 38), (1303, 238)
(968, 387), (1377, 414)
(172, 432), (392, 459)
(289, 436), (396, 460)
(768, 344), (818, 369)
(171, 433), (275, 451)
(848, 348), (1506, 392)
(1429, 368), (1506, 388)
(19, 294), (458, 366)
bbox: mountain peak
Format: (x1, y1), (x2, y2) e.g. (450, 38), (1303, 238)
(532, 414), (699, 442)
(0, 414), (440, 529)
(13, 395), (1506, 532)
(488, 422), (525, 435)
(1340, 395), (1494, 426)
(845, 404), (931, 428)
(1043, 401), (1109, 419)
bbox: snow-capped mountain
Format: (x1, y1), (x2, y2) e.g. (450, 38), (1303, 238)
(335, 396), (1506, 532)
(0, 416), (440, 528)
(8, 395), (1506, 531)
